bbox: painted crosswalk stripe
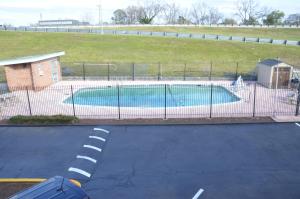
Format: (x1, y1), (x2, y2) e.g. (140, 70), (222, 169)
(83, 145), (102, 152)
(295, 123), (300, 127)
(93, 128), (110, 134)
(192, 189), (204, 199)
(76, 155), (97, 163)
(89, 136), (106, 142)
(68, 167), (91, 178)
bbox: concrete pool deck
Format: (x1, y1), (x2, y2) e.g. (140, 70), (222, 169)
(0, 80), (298, 120)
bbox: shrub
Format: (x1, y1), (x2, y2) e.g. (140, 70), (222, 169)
(9, 115), (79, 125)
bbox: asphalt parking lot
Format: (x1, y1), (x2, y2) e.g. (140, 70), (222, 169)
(0, 123), (300, 199)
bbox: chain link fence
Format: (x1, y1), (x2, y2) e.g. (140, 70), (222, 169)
(61, 61), (258, 81)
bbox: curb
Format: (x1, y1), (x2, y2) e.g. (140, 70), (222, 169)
(0, 117), (276, 127)
(1, 117), (299, 127)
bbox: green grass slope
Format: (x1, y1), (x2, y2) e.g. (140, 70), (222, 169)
(0, 31), (299, 80)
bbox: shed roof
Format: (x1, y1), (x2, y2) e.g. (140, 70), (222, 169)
(0, 51), (65, 66)
(258, 59), (284, 67)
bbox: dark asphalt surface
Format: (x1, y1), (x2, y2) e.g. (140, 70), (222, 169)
(0, 126), (92, 178)
(0, 123), (300, 199)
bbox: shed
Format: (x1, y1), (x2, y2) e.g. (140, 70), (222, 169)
(256, 59), (293, 89)
(0, 52), (65, 91)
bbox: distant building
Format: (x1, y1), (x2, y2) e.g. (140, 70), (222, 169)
(0, 52), (65, 91)
(38, 20), (89, 27)
(285, 14), (300, 25)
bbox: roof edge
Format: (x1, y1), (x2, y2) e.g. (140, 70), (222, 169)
(0, 51), (65, 66)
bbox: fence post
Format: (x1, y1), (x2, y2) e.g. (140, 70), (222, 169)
(295, 83), (300, 116)
(107, 63), (110, 81)
(158, 62), (161, 81)
(253, 83), (257, 117)
(184, 63), (187, 81)
(132, 63), (135, 81)
(71, 85), (76, 117)
(117, 84), (121, 120)
(235, 62), (239, 80)
(164, 84), (167, 120)
(209, 61), (213, 81)
(82, 62), (86, 81)
(26, 87), (32, 116)
(273, 57), (279, 116)
(209, 83), (213, 118)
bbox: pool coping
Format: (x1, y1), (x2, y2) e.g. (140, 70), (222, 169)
(61, 83), (243, 108)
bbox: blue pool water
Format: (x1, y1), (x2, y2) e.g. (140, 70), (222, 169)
(64, 85), (240, 107)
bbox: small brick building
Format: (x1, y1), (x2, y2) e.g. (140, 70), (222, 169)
(0, 52), (65, 91)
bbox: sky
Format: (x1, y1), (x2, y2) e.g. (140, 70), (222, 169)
(0, 0), (299, 26)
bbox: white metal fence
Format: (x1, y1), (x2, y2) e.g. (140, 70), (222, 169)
(1, 26), (299, 47)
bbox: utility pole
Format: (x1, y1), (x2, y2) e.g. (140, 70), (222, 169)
(97, 0), (104, 34)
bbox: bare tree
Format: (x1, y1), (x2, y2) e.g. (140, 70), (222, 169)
(235, 0), (260, 25)
(177, 8), (192, 24)
(208, 7), (223, 24)
(138, 0), (164, 24)
(163, 2), (180, 24)
(258, 6), (272, 23)
(190, 2), (209, 25)
(126, 6), (143, 24)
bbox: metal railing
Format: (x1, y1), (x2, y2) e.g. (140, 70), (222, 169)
(0, 82), (299, 120)
(107, 24), (300, 29)
(1, 26), (299, 47)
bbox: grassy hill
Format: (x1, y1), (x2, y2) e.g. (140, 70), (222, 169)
(0, 31), (299, 81)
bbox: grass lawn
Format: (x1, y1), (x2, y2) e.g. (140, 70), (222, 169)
(0, 31), (299, 81)
(106, 26), (300, 41)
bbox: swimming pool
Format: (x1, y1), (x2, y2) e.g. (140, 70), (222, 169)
(64, 84), (240, 107)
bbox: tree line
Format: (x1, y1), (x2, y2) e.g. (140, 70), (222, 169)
(111, 0), (294, 26)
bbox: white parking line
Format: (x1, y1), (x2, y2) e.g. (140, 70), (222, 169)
(68, 167), (91, 178)
(295, 123), (300, 127)
(76, 155), (97, 163)
(83, 145), (102, 152)
(89, 136), (106, 142)
(192, 189), (204, 199)
(93, 128), (110, 134)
